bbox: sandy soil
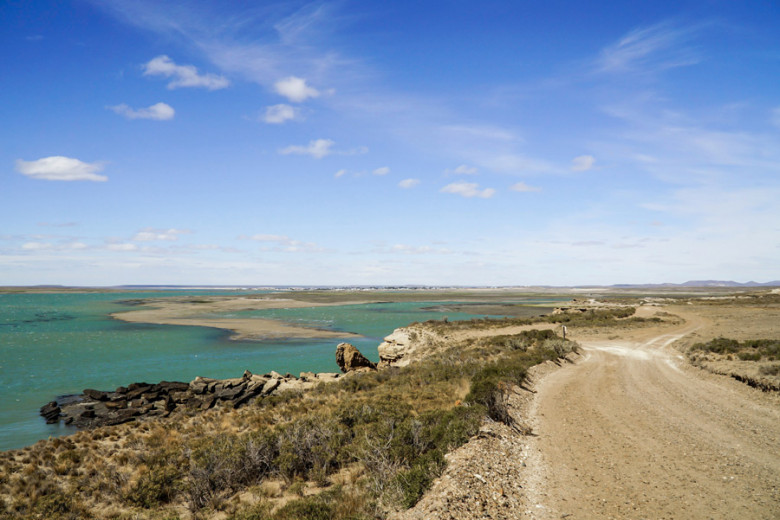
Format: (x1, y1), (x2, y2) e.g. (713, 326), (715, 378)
(111, 297), (365, 340)
(523, 311), (780, 519)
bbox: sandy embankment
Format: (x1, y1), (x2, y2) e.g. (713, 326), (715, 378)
(111, 296), (365, 340)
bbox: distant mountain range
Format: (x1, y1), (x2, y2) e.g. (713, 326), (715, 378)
(607, 280), (780, 289)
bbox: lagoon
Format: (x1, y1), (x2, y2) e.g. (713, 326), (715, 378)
(0, 291), (561, 451)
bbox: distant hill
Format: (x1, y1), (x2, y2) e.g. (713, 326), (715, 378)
(609, 280), (780, 289)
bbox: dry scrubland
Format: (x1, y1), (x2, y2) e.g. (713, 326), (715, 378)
(1, 288), (778, 519)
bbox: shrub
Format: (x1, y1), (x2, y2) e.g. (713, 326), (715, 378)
(126, 465), (182, 508)
(760, 364), (780, 376)
(394, 450), (445, 509)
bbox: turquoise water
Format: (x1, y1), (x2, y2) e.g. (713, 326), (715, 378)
(0, 292), (559, 451)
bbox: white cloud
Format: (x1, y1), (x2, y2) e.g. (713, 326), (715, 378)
(399, 178), (420, 189)
(334, 169), (347, 178)
(133, 228), (190, 242)
(143, 55), (229, 90)
(107, 243), (138, 251)
(510, 182), (541, 192)
(373, 166), (390, 176)
(20, 241), (89, 251)
(263, 104), (299, 124)
(274, 76), (319, 102)
(280, 139), (334, 159)
(22, 242), (53, 251)
(447, 164), (478, 175)
(571, 155), (596, 172)
(441, 181), (495, 199)
(108, 102), (174, 120)
(16, 156), (108, 182)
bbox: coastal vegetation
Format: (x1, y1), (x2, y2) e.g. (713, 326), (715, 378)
(0, 321), (581, 519)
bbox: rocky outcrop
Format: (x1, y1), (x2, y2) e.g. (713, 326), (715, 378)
(335, 343), (377, 373)
(377, 329), (417, 367)
(41, 370), (341, 429)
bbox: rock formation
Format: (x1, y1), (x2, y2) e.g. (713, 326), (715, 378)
(40, 369), (341, 429)
(335, 342), (377, 373)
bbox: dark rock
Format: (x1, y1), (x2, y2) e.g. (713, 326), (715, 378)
(190, 381), (208, 394)
(103, 409), (137, 426)
(158, 381), (190, 392)
(125, 385), (152, 401)
(115, 386), (128, 394)
(164, 396), (176, 412)
(40, 401), (61, 424)
(80, 409), (96, 419)
(83, 389), (109, 401)
(336, 343), (377, 373)
(140, 391), (162, 402)
(105, 400), (127, 410)
(201, 395), (217, 410)
(171, 391), (190, 403)
(217, 384), (245, 401)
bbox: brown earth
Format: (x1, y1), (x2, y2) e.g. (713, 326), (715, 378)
(524, 307), (780, 519)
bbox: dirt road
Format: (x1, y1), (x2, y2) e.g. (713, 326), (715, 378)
(524, 318), (780, 519)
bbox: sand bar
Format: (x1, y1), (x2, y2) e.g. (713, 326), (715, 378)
(111, 296), (366, 340)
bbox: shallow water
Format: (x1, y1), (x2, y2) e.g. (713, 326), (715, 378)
(0, 291), (560, 451)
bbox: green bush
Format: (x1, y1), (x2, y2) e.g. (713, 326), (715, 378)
(126, 465), (182, 508)
(394, 450), (445, 509)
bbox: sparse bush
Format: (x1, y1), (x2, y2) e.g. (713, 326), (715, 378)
(760, 364), (780, 376)
(690, 338), (780, 361)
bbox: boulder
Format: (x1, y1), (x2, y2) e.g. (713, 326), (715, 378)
(217, 384), (245, 401)
(261, 378), (280, 395)
(83, 389), (108, 401)
(336, 343), (377, 373)
(40, 401), (61, 424)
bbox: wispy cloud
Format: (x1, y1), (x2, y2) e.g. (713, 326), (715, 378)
(242, 233), (325, 253)
(143, 55), (229, 90)
(372, 166), (390, 176)
(441, 181), (495, 199)
(108, 102), (175, 120)
(771, 107), (780, 128)
(446, 164), (478, 175)
(16, 156), (108, 182)
(279, 139), (334, 159)
(133, 228), (190, 242)
(510, 182), (541, 193)
(279, 139), (367, 159)
(571, 155), (596, 172)
(597, 21), (700, 74)
(399, 178), (420, 189)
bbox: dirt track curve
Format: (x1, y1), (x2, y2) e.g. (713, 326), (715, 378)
(524, 317), (780, 519)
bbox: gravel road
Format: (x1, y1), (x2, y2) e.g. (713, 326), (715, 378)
(524, 319), (780, 519)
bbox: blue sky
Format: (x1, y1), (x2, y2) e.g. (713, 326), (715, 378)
(1, 1), (779, 286)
